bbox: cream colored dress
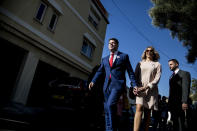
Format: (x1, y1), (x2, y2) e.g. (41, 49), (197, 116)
(135, 60), (162, 110)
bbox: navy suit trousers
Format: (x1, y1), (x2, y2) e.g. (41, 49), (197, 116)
(104, 82), (122, 131)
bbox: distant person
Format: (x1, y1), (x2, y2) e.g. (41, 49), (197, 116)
(133, 46), (162, 131)
(89, 38), (137, 131)
(152, 94), (162, 131)
(168, 59), (191, 131)
(160, 96), (168, 131)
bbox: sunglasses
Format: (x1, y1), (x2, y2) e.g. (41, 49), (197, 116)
(146, 49), (153, 52)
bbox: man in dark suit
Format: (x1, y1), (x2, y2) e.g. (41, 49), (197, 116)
(168, 59), (191, 131)
(89, 38), (137, 131)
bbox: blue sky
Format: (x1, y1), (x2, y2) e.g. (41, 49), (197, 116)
(100, 0), (197, 97)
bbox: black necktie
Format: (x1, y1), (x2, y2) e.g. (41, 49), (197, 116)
(170, 72), (175, 79)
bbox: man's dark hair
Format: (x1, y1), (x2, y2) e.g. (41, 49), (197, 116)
(109, 38), (119, 45)
(168, 59), (179, 65)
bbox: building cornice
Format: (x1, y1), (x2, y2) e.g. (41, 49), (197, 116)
(47, 0), (63, 15)
(91, 0), (109, 24)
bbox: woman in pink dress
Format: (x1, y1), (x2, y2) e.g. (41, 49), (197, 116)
(133, 46), (162, 131)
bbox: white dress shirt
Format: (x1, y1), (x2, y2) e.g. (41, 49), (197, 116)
(109, 51), (118, 63)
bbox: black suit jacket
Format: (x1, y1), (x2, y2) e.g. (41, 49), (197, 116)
(168, 70), (191, 113)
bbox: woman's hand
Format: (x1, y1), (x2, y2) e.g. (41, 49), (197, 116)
(137, 86), (148, 92)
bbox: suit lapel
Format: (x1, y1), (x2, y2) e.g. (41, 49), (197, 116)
(106, 55), (110, 67)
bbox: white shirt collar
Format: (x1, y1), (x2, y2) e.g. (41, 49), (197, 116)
(109, 51), (118, 63)
(174, 68), (179, 74)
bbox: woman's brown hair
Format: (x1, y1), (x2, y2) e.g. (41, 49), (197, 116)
(141, 46), (160, 61)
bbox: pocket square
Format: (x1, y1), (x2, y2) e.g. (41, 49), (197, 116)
(117, 56), (120, 59)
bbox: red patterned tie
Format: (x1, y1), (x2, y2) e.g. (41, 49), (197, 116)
(109, 53), (114, 79)
(109, 53), (114, 67)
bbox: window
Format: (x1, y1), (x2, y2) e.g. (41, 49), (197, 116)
(35, 2), (47, 22)
(81, 38), (94, 58)
(48, 12), (58, 31)
(88, 7), (100, 29)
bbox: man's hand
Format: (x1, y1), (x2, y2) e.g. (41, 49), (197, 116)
(88, 82), (94, 90)
(182, 103), (188, 110)
(129, 87), (136, 99)
(133, 87), (138, 95)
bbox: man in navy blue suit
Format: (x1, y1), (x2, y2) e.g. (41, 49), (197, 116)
(89, 38), (137, 131)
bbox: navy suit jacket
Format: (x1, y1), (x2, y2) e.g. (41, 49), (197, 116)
(92, 51), (137, 92)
